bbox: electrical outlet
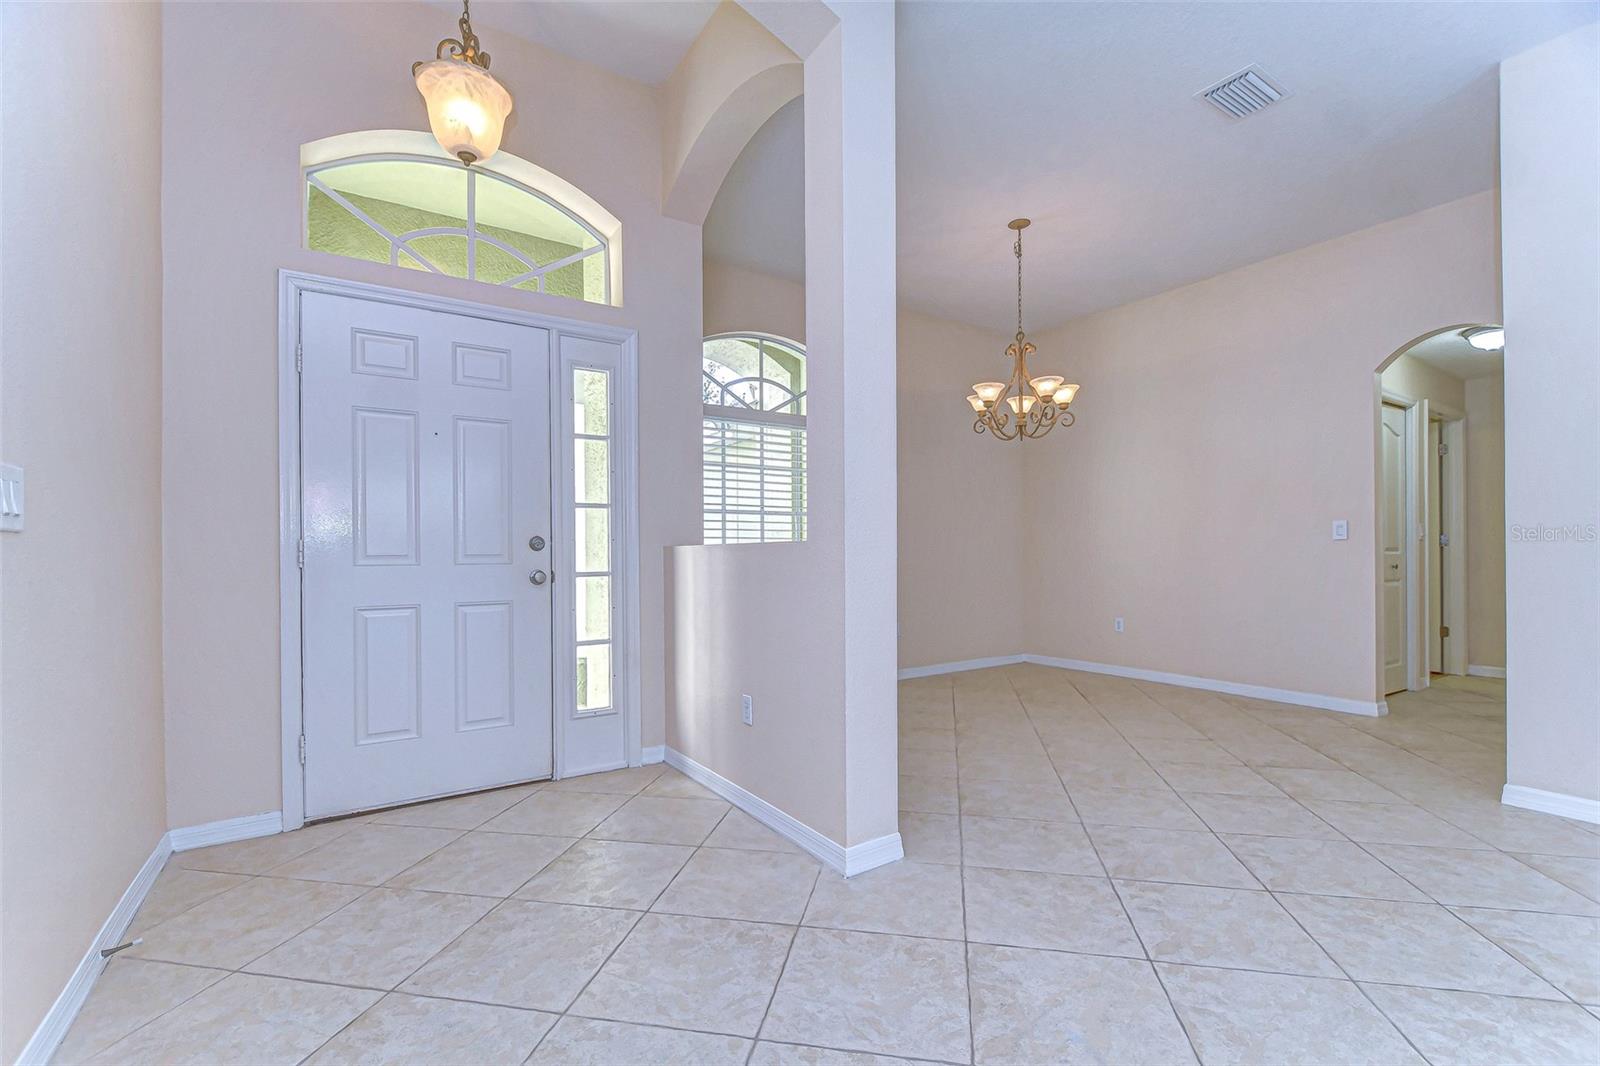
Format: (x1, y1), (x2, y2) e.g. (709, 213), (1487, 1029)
(1332, 519), (1349, 541)
(1114, 616), (1125, 634)
(741, 694), (754, 726)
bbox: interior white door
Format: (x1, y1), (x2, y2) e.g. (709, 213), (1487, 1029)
(1380, 403), (1409, 695)
(300, 292), (553, 818)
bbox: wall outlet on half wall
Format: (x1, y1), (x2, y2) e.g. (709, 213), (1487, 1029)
(742, 694), (754, 726)
(1114, 616), (1125, 633)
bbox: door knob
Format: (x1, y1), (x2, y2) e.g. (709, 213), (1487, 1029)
(529, 569), (547, 586)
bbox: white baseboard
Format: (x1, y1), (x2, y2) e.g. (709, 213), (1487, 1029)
(898, 655), (1025, 680)
(16, 832), (173, 1066)
(640, 744), (665, 765)
(1023, 654), (1388, 717)
(1468, 664), (1507, 679)
(169, 811), (283, 852)
(1502, 784), (1600, 825)
(842, 831), (906, 874)
(664, 748), (902, 876)
(896, 652), (1386, 717)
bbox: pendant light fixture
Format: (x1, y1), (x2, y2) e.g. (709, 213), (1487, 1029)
(413, 0), (514, 166)
(968, 219), (1079, 441)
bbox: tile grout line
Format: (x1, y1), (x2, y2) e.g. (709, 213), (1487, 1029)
(300, 771), (672, 1066)
(1124, 671), (1529, 1061)
(951, 683), (977, 1066)
(521, 768), (694, 1062)
(1010, 664), (1208, 1066)
(744, 859), (825, 1064)
(298, 784), (634, 1064)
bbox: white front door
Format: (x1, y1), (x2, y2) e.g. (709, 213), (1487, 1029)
(1380, 403), (1408, 696)
(300, 291), (554, 818)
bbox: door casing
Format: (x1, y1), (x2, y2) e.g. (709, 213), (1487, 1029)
(278, 270), (641, 831)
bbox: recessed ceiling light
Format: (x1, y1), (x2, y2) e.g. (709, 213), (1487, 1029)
(1464, 326), (1505, 351)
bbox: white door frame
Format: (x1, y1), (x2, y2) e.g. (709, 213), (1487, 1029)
(1431, 404), (1469, 677)
(278, 270), (641, 830)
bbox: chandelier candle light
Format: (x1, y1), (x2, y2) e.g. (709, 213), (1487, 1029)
(414, 0), (514, 166)
(968, 219), (1079, 441)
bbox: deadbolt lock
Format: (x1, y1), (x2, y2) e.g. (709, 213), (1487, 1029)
(529, 535), (546, 551)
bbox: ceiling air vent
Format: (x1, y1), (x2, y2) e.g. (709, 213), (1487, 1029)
(1197, 66), (1288, 119)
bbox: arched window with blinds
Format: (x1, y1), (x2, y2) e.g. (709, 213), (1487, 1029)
(701, 333), (807, 544)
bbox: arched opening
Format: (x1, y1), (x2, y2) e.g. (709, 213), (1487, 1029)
(1372, 323), (1506, 735)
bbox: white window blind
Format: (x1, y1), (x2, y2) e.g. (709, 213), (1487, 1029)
(702, 416), (807, 544)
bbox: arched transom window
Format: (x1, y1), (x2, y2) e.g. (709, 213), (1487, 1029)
(306, 154), (611, 305)
(702, 333), (807, 544)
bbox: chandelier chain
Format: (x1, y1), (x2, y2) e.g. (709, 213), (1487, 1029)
(1015, 227), (1024, 337)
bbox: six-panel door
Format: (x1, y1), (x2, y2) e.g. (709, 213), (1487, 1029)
(300, 292), (553, 818)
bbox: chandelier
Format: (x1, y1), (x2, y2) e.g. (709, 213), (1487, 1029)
(968, 219), (1079, 441)
(413, 0), (514, 166)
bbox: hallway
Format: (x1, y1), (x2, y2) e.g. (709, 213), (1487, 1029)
(58, 668), (1599, 1064)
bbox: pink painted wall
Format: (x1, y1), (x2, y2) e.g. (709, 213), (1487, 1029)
(0, 3), (168, 1056)
(1022, 193), (1501, 704)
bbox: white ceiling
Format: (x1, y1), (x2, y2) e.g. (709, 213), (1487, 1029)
(1403, 328), (1505, 380)
(439, 1), (718, 86)
(702, 1), (1595, 331)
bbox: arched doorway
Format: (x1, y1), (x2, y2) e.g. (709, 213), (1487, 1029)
(1372, 323), (1505, 701)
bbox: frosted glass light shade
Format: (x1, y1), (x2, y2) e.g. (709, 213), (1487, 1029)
(415, 59), (513, 164)
(1006, 394), (1037, 415)
(1030, 375), (1064, 400)
(1057, 383), (1080, 406)
(973, 381), (1006, 403)
(966, 393), (986, 412)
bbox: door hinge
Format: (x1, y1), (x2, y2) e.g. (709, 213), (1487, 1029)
(297, 538), (305, 568)
(295, 341), (304, 374)
(1439, 532), (1450, 547)
(298, 734), (307, 765)
(1438, 441), (1448, 456)
(1440, 625), (1451, 638)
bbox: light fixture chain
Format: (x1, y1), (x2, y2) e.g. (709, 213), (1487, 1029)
(1015, 226), (1024, 337)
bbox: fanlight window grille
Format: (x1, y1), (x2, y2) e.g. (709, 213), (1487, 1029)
(306, 155), (610, 305)
(702, 334), (807, 544)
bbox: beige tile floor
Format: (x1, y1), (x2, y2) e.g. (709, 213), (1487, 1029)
(58, 667), (1600, 1065)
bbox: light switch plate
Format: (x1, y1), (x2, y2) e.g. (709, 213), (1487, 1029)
(741, 694), (754, 726)
(1332, 519), (1348, 541)
(0, 464), (22, 533)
